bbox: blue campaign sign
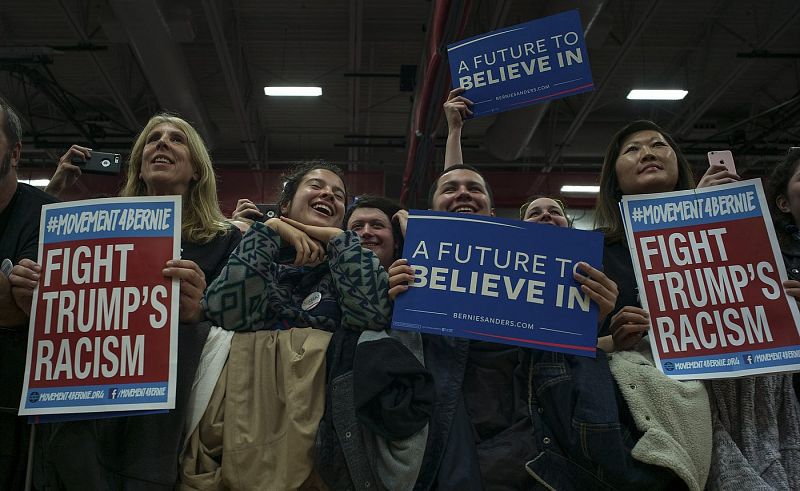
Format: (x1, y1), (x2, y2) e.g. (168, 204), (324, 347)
(447, 9), (594, 118)
(391, 211), (604, 356)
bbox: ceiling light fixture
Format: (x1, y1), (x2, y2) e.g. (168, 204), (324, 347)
(264, 86), (322, 97)
(19, 178), (51, 188)
(626, 89), (688, 100)
(560, 185), (599, 194)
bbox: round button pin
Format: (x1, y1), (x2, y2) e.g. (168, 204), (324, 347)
(302, 291), (322, 311)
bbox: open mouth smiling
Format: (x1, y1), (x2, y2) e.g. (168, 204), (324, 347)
(311, 202), (334, 216)
(152, 155), (174, 165)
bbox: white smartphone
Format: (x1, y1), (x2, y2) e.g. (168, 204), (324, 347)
(707, 150), (736, 174)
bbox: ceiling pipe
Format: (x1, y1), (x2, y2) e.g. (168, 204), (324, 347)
(347, 0), (364, 166)
(547, 0), (662, 167)
(201, 0), (263, 165)
(484, 0), (607, 162)
(400, 0), (469, 205)
(57, 0), (139, 131)
(519, 0), (661, 197)
(107, 0), (218, 147)
(670, 4), (800, 137)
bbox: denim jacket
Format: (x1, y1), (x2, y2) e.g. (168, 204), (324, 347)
(524, 349), (678, 490)
(418, 340), (678, 490)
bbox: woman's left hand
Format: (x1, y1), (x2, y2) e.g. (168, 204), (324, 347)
(697, 163), (741, 188)
(279, 216), (343, 246)
(784, 280), (800, 302)
(163, 259), (206, 323)
(573, 261), (618, 322)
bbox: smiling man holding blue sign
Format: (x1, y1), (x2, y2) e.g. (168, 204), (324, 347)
(387, 162), (678, 488)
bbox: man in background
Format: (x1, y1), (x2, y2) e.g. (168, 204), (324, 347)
(0, 96), (58, 490)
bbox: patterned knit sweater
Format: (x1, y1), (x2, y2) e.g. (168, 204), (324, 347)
(203, 221), (391, 333)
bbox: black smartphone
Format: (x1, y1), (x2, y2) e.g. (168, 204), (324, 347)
(71, 151), (122, 175)
(256, 203), (281, 222)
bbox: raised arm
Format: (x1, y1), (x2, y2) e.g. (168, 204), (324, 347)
(443, 87), (473, 170)
(45, 145), (89, 198)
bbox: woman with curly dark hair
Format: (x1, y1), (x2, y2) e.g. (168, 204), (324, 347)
(767, 147), (800, 296)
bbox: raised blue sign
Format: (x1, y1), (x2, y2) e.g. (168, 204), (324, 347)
(391, 211), (603, 356)
(447, 9), (594, 118)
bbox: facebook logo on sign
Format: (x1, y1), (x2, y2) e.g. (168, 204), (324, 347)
(744, 354), (753, 365)
(108, 388), (118, 399)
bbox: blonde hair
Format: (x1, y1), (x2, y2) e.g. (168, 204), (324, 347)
(120, 113), (229, 243)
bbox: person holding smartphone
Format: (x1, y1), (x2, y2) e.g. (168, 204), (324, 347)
(13, 114), (242, 490)
(698, 150), (741, 188)
(595, 120), (800, 490)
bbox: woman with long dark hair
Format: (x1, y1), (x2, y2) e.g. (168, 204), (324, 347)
(595, 120), (800, 490)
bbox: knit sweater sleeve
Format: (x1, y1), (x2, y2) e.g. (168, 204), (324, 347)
(327, 230), (391, 331)
(201, 221), (281, 331)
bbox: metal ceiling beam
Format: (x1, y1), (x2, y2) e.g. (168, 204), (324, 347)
(201, 0), (264, 166)
(347, 0), (364, 166)
(5, 64), (96, 146)
(670, 5), (800, 136)
(56, 0), (138, 131)
(484, 0), (606, 162)
(107, 0), (218, 146)
(399, 0), (471, 205)
(683, 94), (800, 150)
(546, 0), (663, 167)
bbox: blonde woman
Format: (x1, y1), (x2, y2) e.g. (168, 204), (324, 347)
(16, 114), (241, 490)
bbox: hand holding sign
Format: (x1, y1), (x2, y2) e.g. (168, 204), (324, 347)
(444, 88), (474, 128)
(9, 259), (40, 316)
(784, 280), (800, 302)
(609, 306), (650, 352)
(162, 259), (205, 323)
(573, 261), (618, 322)
(388, 258), (414, 301)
